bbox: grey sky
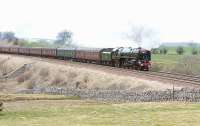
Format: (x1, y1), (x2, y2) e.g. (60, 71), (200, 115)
(0, 0), (200, 48)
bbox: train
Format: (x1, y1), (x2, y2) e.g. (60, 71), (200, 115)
(0, 46), (151, 71)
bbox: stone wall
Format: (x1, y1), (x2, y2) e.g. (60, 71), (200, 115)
(19, 87), (200, 102)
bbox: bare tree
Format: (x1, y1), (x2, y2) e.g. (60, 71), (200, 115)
(55, 30), (73, 46)
(0, 31), (17, 42)
(127, 25), (158, 47)
(2, 32), (16, 42)
(0, 32), (2, 40)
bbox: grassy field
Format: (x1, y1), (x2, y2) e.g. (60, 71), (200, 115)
(0, 94), (80, 102)
(151, 46), (200, 72)
(152, 54), (183, 65)
(1, 94), (200, 126)
(151, 54), (200, 73)
(151, 54), (182, 71)
(152, 46), (200, 65)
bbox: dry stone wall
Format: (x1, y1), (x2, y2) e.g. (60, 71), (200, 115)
(19, 87), (200, 102)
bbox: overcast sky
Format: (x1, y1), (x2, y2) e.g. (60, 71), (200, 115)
(0, 0), (200, 48)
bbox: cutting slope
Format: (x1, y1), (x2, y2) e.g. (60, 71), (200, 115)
(0, 54), (178, 93)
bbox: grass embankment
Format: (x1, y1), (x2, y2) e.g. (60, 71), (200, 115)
(0, 54), (172, 92)
(0, 94), (200, 126)
(0, 94), (80, 102)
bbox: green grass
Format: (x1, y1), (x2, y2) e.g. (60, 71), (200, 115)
(151, 46), (200, 72)
(151, 54), (183, 71)
(1, 95), (200, 126)
(0, 94), (80, 102)
(152, 54), (183, 65)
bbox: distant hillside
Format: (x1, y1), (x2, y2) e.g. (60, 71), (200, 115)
(160, 42), (200, 47)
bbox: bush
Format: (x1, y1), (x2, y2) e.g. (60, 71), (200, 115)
(17, 72), (32, 83)
(163, 48), (168, 55)
(0, 101), (3, 111)
(0, 58), (10, 76)
(39, 68), (49, 77)
(151, 48), (159, 54)
(159, 48), (168, 55)
(13, 39), (19, 45)
(52, 75), (63, 85)
(26, 82), (35, 89)
(192, 48), (198, 55)
(176, 46), (184, 55)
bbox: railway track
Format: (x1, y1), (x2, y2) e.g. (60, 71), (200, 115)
(2, 53), (200, 87)
(95, 65), (200, 86)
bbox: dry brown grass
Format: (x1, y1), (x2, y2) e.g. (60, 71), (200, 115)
(0, 58), (10, 76)
(172, 56), (200, 75)
(0, 54), (180, 93)
(39, 67), (49, 77)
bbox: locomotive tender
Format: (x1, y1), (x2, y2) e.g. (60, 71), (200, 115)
(0, 46), (151, 71)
